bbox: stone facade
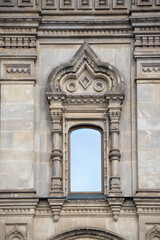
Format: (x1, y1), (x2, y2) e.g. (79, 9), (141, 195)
(0, 1), (160, 240)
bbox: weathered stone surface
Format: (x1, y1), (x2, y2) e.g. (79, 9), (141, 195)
(0, 3), (160, 240)
(137, 84), (160, 190)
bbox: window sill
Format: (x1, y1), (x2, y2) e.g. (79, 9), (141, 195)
(66, 193), (106, 200)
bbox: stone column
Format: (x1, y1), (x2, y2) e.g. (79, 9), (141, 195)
(108, 96), (124, 195)
(49, 102), (63, 196)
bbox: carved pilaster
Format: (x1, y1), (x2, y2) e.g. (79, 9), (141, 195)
(49, 103), (63, 197)
(107, 96), (124, 196)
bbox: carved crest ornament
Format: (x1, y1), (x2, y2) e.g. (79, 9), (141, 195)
(46, 42), (125, 221)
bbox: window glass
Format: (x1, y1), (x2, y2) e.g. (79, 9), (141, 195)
(70, 128), (102, 192)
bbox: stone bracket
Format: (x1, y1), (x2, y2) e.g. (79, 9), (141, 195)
(48, 199), (65, 222)
(107, 197), (124, 222)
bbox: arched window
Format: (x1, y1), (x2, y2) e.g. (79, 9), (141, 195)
(47, 42), (124, 199)
(69, 127), (103, 193)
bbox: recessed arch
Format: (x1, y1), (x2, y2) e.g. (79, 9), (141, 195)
(6, 230), (25, 240)
(48, 227), (125, 240)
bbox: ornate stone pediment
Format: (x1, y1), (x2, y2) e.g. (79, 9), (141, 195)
(47, 42), (124, 97)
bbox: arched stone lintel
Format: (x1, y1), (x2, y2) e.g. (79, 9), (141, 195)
(48, 227), (125, 240)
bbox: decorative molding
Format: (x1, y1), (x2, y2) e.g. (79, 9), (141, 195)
(0, 198), (38, 217)
(137, 0), (152, 6)
(65, 95), (106, 104)
(77, 0), (92, 9)
(48, 199), (65, 222)
(6, 225), (26, 240)
(60, 0), (74, 9)
(0, 17), (41, 22)
(146, 225), (160, 240)
(134, 198), (160, 215)
(0, 0), (15, 6)
(0, 0), (38, 8)
(1, 0), (160, 10)
(135, 36), (160, 48)
(0, 37), (36, 48)
(49, 227), (125, 240)
(5, 64), (30, 75)
(108, 198), (124, 221)
(42, 0), (57, 9)
(113, 0), (127, 9)
(95, 0), (109, 9)
(142, 65), (160, 73)
(36, 208), (52, 216)
(1, 208), (33, 214)
(38, 29), (132, 38)
(18, 0), (34, 7)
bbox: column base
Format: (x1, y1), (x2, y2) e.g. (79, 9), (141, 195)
(49, 190), (63, 197)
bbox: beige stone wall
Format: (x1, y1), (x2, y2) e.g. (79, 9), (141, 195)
(137, 83), (160, 190)
(0, 1), (160, 240)
(0, 84), (35, 189)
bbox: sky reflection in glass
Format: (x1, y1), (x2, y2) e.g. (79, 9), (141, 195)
(70, 128), (101, 192)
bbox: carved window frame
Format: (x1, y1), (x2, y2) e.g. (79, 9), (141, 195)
(46, 42), (125, 198)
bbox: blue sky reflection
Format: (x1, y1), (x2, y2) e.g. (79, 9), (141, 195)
(70, 128), (101, 192)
